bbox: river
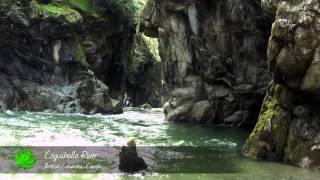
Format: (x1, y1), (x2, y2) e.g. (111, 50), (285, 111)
(0, 108), (319, 179)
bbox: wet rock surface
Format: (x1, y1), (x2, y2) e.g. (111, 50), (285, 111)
(0, 0), (163, 113)
(119, 138), (147, 173)
(243, 0), (320, 171)
(141, 0), (272, 126)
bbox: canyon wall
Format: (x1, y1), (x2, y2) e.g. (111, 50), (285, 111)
(125, 34), (162, 107)
(0, 0), (161, 114)
(243, 0), (320, 171)
(141, 0), (272, 126)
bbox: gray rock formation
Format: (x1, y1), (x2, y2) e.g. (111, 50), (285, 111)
(0, 0), (136, 114)
(141, 0), (272, 126)
(243, 0), (320, 171)
(0, 0), (164, 113)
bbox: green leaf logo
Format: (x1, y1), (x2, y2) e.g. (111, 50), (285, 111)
(15, 149), (37, 169)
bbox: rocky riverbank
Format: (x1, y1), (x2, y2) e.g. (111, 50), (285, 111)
(243, 0), (320, 171)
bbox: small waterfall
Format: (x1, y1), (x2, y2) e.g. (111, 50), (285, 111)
(122, 93), (133, 107)
(53, 40), (61, 64)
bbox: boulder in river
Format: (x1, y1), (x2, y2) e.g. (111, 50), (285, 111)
(119, 138), (147, 173)
(139, 103), (153, 109)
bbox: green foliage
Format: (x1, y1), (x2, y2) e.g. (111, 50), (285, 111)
(64, 0), (99, 18)
(242, 91), (279, 159)
(143, 35), (160, 61)
(34, 0), (138, 24)
(74, 35), (90, 68)
(135, 0), (148, 12)
(33, 0), (83, 24)
(98, 0), (138, 24)
(130, 34), (157, 73)
(67, 0), (91, 11)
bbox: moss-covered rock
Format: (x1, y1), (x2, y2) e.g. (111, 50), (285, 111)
(65, 0), (99, 17)
(243, 82), (292, 161)
(74, 34), (89, 67)
(32, 0), (83, 24)
(244, 0), (320, 171)
(32, 0), (139, 23)
(244, 82), (320, 171)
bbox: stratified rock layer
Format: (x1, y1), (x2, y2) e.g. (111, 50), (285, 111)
(141, 0), (272, 126)
(243, 0), (320, 171)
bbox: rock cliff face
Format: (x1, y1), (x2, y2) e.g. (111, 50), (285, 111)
(141, 0), (272, 126)
(125, 34), (162, 107)
(243, 0), (320, 171)
(0, 0), (141, 114)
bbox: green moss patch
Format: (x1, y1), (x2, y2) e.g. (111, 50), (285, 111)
(33, 0), (83, 24)
(243, 83), (292, 161)
(64, 0), (100, 18)
(74, 35), (89, 68)
(242, 92), (278, 159)
(129, 34), (158, 73)
(33, 0), (139, 25)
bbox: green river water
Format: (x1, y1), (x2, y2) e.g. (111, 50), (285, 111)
(0, 108), (319, 179)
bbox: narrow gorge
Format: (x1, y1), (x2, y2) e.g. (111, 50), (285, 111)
(0, 0), (162, 114)
(0, 0), (320, 177)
